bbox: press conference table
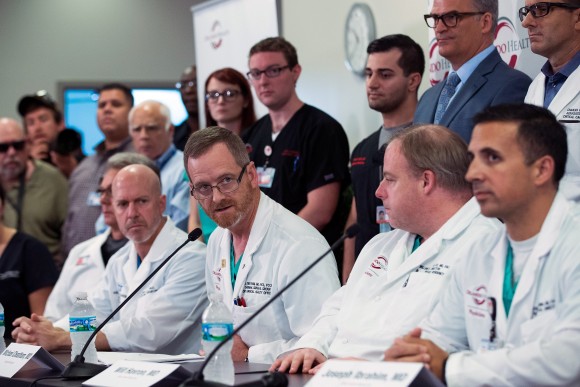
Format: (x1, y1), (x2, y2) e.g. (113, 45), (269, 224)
(3, 351), (312, 386)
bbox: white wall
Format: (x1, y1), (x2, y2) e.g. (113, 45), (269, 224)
(0, 0), (432, 150)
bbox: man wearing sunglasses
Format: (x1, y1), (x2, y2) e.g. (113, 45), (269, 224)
(414, 0), (531, 143)
(242, 37), (351, 273)
(521, 0), (580, 202)
(0, 118), (68, 267)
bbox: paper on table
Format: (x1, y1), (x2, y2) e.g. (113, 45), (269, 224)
(97, 351), (203, 365)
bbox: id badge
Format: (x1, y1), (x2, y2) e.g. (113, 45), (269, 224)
(86, 191), (101, 206)
(257, 167), (276, 188)
(479, 338), (504, 352)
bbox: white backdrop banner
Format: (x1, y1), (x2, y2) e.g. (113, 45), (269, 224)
(426, 0), (544, 85)
(192, 0), (279, 126)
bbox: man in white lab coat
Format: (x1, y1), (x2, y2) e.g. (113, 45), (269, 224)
(521, 0), (580, 201)
(184, 126), (340, 364)
(12, 164), (208, 355)
(385, 104), (580, 386)
(271, 124), (501, 374)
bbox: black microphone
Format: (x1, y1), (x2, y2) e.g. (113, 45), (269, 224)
(181, 224), (361, 387)
(60, 228), (202, 380)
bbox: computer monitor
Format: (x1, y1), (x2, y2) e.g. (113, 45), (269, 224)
(58, 82), (187, 155)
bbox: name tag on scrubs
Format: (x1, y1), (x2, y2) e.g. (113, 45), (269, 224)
(479, 338), (504, 352)
(257, 167), (276, 188)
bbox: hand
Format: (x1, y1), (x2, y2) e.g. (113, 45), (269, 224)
(11, 313), (70, 351)
(231, 334), (249, 362)
(270, 348), (327, 374)
(385, 327), (448, 381)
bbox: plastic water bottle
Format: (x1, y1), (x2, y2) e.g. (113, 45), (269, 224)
(69, 292), (98, 363)
(0, 301), (6, 352)
(202, 293), (235, 385)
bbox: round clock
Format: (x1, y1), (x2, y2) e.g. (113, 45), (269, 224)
(344, 3), (376, 76)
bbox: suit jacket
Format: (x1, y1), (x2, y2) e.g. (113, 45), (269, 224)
(414, 50), (532, 142)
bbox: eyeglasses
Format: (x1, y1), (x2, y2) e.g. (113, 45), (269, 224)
(424, 11), (485, 28)
(246, 65), (290, 81)
(518, 2), (580, 21)
(176, 81), (196, 90)
(205, 89), (241, 102)
(96, 186), (112, 198)
(0, 140), (26, 153)
(190, 164), (248, 200)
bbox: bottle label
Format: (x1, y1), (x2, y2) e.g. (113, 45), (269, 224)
(0, 313), (4, 327)
(69, 316), (97, 332)
(202, 322), (233, 342)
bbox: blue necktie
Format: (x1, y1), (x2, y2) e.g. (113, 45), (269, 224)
(434, 72), (461, 124)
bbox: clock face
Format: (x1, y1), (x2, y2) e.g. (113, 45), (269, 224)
(344, 3), (376, 76)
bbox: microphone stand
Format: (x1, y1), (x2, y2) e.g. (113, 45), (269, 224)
(181, 224), (360, 387)
(60, 228), (202, 379)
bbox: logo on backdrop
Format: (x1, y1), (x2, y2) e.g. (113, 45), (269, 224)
(494, 17), (529, 69)
(427, 38), (451, 86)
(205, 20), (229, 49)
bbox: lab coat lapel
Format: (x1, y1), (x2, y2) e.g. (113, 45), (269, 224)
(549, 69), (580, 115)
(489, 236), (509, 339)
(218, 233), (234, 304)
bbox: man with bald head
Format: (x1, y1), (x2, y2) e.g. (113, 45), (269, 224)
(128, 100), (189, 226)
(12, 164), (208, 355)
(174, 65), (200, 150)
(0, 117), (67, 266)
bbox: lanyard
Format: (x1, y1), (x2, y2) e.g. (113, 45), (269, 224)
(502, 242), (520, 317)
(5, 172), (27, 231)
(230, 238), (244, 289)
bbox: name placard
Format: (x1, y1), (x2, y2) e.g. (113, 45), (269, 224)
(83, 360), (191, 386)
(0, 343), (64, 377)
(307, 360), (424, 387)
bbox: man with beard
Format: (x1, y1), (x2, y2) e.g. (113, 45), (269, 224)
(174, 65), (200, 151)
(0, 118), (67, 266)
(184, 126), (340, 363)
(343, 34), (424, 283)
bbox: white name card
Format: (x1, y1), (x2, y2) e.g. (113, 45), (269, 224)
(0, 343), (64, 377)
(307, 360), (424, 387)
(83, 360), (190, 386)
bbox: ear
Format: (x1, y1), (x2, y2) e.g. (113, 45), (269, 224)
(159, 194), (167, 214)
(421, 169), (437, 195)
(246, 161), (259, 188)
(291, 64), (302, 84)
(408, 73), (422, 93)
(533, 155), (555, 187)
(480, 12), (494, 34)
(168, 124), (175, 139)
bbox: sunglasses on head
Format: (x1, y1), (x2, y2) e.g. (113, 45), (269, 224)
(0, 140), (26, 153)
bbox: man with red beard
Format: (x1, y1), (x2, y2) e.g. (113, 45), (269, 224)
(184, 126), (340, 363)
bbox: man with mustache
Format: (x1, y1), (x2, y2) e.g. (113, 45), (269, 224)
(185, 126), (340, 363)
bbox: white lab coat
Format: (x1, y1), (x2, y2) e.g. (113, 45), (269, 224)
(291, 198), (501, 361)
(45, 230), (117, 322)
(206, 192), (340, 363)
(525, 66), (580, 201)
(421, 194), (580, 386)
(91, 218), (208, 355)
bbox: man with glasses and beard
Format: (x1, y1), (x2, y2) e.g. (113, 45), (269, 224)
(242, 38), (350, 274)
(185, 127), (340, 364)
(414, 0), (531, 142)
(0, 118), (67, 267)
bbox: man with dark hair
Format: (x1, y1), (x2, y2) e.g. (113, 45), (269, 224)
(343, 34), (425, 283)
(243, 37), (351, 267)
(272, 124), (500, 374)
(17, 90), (65, 162)
(174, 65), (200, 151)
(185, 126), (340, 363)
(522, 0), (580, 201)
(62, 83), (134, 257)
(414, 0), (531, 142)
(385, 104), (580, 386)
(49, 128), (85, 179)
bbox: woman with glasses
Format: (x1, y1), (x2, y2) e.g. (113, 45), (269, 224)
(0, 184), (58, 343)
(204, 67), (257, 136)
(188, 68), (257, 241)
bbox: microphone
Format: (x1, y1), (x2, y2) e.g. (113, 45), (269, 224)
(60, 228), (202, 380)
(181, 224), (361, 387)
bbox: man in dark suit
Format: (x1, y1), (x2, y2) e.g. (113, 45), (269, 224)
(414, 0), (531, 143)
